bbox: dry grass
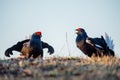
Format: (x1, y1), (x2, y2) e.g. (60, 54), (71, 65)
(0, 56), (120, 80)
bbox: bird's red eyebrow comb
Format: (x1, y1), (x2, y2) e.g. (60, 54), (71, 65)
(76, 28), (81, 31)
(35, 32), (42, 35)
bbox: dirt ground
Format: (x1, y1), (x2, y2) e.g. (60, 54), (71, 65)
(0, 56), (120, 80)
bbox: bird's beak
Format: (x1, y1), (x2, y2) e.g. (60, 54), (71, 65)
(75, 28), (81, 34)
(75, 28), (78, 31)
(75, 29), (79, 34)
(75, 30), (78, 34)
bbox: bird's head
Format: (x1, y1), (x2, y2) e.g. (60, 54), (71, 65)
(76, 28), (85, 35)
(32, 31), (42, 38)
(75, 27), (88, 39)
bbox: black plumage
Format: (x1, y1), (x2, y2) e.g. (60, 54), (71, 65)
(76, 28), (115, 57)
(5, 32), (54, 58)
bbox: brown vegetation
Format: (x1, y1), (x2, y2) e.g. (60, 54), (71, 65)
(0, 56), (120, 80)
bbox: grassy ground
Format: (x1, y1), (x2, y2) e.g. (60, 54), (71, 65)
(0, 56), (120, 80)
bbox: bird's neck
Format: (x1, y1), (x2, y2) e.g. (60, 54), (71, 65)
(31, 35), (41, 39)
(76, 34), (87, 42)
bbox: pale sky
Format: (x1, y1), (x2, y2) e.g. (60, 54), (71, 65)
(0, 0), (120, 59)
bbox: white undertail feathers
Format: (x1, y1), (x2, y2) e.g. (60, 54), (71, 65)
(104, 33), (114, 50)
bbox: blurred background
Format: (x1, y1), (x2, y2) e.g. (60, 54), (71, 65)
(0, 0), (120, 59)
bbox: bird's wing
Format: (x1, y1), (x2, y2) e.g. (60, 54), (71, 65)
(5, 39), (30, 57)
(86, 37), (107, 50)
(42, 41), (54, 54)
(12, 39), (30, 51)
